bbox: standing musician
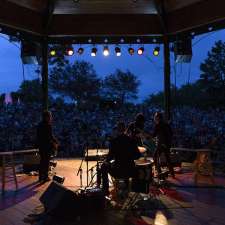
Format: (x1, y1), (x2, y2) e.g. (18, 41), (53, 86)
(126, 113), (155, 156)
(126, 113), (146, 146)
(152, 112), (175, 178)
(98, 122), (141, 195)
(37, 111), (59, 183)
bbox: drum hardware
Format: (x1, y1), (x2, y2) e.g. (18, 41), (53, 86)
(79, 168), (83, 187)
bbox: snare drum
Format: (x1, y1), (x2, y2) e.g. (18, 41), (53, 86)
(132, 159), (153, 194)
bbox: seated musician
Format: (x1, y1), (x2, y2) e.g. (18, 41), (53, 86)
(98, 122), (141, 195)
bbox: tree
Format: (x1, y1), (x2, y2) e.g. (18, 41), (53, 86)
(17, 79), (42, 104)
(49, 61), (101, 108)
(200, 40), (225, 105)
(103, 69), (140, 104)
(0, 93), (5, 105)
(11, 92), (20, 104)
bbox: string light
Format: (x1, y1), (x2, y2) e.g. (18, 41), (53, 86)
(65, 46), (74, 56)
(115, 47), (121, 56)
(103, 46), (109, 56)
(91, 47), (97, 56)
(128, 47), (135, 55)
(50, 49), (56, 56)
(77, 47), (84, 55)
(137, 47), (144, 55)
(153, 46), (160, 56)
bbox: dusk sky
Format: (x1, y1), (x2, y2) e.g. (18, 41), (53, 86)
(0, 29), (225, 101)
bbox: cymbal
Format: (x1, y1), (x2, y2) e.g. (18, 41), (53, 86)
(135, 159), (152, 166)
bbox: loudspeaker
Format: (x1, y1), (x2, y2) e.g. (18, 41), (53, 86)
(21, 41), (41, 64)
(174, 37), (192, 63)
(40, 182), (81, 219)
(40, 182), (105, 219)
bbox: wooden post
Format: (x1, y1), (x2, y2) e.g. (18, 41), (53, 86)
(163, 35), (171, 121)
(41, 38), (49, 111)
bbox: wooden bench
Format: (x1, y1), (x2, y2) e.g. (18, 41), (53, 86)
(0, 149), (38, 194)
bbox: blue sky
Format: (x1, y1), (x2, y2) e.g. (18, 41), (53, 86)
(0, 29), (224, 101)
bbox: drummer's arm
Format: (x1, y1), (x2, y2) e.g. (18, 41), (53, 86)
(132, 141), (141, 160)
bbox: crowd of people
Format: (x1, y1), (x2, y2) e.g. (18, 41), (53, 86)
(0, 102), (224, 164)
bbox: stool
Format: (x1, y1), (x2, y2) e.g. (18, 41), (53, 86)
(0, 152), (18, 194)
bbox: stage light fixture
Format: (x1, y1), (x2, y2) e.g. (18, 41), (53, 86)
(128, 47), (135, 55)
(103, 46), (109, 56)
(50, 49), (56, 56)
(65, 46), (74, 56)
(153, 46), (160, 56)
(115, 47), (121, 56)
(137, 47), (144, 55)
(77, 47), (84, 55)
(91, 47), (97, 56)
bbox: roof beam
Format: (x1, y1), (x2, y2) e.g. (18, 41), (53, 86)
(153, 0), (168, 34)
(43, 0), (55, 34)
(167, 0), (225, 34)
(0, 1), (42, 35)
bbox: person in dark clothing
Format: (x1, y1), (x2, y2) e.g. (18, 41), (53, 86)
(152, 112), (175, 178)
(37, 111), (58, 183)
(98, 122), (141, 194)
(126, 113), (145, 146)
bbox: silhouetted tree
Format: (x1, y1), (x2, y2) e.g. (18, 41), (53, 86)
(17, 79), (42, 104)
(49, 61), (101, 109)
(103, 69), (140, 105)
(200, 40), (225, 105)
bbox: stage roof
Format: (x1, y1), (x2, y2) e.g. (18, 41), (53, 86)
(0, 0), (225, 43)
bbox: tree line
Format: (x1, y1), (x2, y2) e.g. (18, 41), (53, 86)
(0, 40), (224, 109)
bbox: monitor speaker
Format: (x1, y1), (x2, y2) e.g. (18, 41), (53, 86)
(40, 181), (81, 219)
(174, 37), (192, 63)
(40, 182), (105, 219)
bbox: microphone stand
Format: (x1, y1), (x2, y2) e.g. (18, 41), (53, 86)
(86, 142), (89, 187)
(77, 141), (89, 187)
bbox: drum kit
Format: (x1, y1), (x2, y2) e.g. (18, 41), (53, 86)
(78, 140), (168, 194)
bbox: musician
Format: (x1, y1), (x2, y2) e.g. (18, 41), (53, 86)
(126, 113), (145, 146)
(98, 122), (141, 195)
(37, 111), (59, 183)
(152, 112), (175, 178)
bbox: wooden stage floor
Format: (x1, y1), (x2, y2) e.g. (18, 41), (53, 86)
(1, 159), (225, 225)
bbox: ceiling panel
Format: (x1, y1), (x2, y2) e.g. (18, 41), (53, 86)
(53, 0), (157, 14)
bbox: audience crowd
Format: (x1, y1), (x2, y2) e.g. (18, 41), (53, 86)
(0, 102), (224, 163)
